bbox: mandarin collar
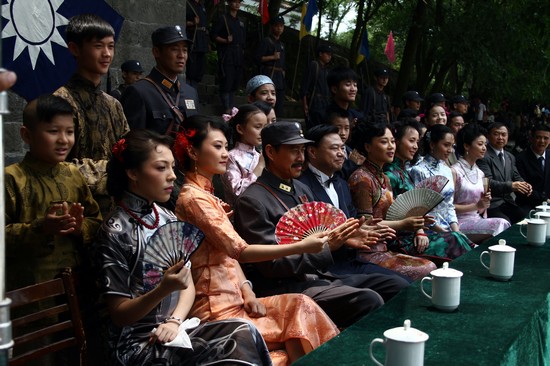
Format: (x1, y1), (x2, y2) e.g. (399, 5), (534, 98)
(234, 141), (257, 152)
(66, 73), (102, 95)
(424, 154), (442, 169)
(185, 172), (215, 193)
(120, 191), (154, 214)
(20, 153), (61, 176)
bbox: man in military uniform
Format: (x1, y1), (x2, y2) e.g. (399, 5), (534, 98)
(121, 25), (199, 135)
(362, 68), (391, 125)
(256, 16), (286, 116)
(233, 122), (409, 328)
(212, 0), (246, 113)
(109, 59), (144, 101)
(301, 44), (332, 128)
(186, 0), (209, 88)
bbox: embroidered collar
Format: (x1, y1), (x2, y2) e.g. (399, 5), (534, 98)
(120, 191), (155, 215)
(424, 154), (442, 169)
(363, 159), (387, 189)
(20, 153), (62, 176)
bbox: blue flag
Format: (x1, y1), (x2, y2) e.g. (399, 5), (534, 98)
(303, 0), (318, 33)
(1, 0), (124, 101)
(356, 28), (370, 64)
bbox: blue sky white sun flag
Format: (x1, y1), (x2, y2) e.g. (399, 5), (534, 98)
(1, 0), (124, 101)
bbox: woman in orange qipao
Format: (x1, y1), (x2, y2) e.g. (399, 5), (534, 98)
(175, 116), (356, 365)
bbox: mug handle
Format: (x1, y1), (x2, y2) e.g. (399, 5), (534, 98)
(480, 251), (490, 270)
(420, 276), (432, 300)
(369, 338), (385, 366)
(529, 209), (536, 219)
(519, 224), (528, 239)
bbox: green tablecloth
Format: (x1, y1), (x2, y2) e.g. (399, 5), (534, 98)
(295, 225), (550, 365)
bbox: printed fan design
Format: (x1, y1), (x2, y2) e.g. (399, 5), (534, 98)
(275, 201), (347, 244)
(386, 188), (444, 221)
(415, 175), (449, 193)
(142, 221), (205, 292)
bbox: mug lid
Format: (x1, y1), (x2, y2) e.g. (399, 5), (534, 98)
(383, 320), (429, 343)
(429, 262), (463, 278)
(536, 204), (549, 210)
(488, 240), (516, 252)
(535, 212), (550, 217)
(527, 218), (546, 225)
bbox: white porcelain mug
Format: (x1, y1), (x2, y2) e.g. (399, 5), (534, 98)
(369, 319), (429, 366)
(420, 262), (463, 312)
(480, 239), (516, 280)
(520, 218), (547, 246)
(534, 212), (550, 238)
(528, 202), (549, 218)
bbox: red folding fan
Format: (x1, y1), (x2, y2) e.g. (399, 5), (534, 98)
(275, 201), (347, 244)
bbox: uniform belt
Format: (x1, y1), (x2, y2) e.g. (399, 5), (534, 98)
(195, 26), (206, 31)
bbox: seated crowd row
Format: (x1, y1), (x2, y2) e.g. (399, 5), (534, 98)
(5, 13), (547, 366)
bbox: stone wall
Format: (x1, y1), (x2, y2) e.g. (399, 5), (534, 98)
(3, 0), (187, 165)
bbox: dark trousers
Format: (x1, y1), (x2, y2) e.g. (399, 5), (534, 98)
(488, 201), (525, 224)
(186, 51), (206, 86)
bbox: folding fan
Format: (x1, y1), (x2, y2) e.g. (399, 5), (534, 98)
(142, 221), (205, 292)
(275, 201), (347, 244)
(386, 188), (444, 221)
(415, 175), (449, 193)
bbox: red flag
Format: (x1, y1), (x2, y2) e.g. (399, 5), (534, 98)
(384, 31), (395, 64)
(259, 0), (270, 25)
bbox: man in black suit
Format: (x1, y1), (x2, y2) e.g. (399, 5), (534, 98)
(298, 125), (411, 281)
(515, 124), (550, 213)
(477, 122), (532, 224)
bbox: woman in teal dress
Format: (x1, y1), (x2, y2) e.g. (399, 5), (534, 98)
(388, 122), (474, 263)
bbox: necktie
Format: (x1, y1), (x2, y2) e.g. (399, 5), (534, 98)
(539, 156), (544, 171)
(498, 152), (505, 172)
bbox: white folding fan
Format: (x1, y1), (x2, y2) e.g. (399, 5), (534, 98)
(386, 188), (444, 221)
(142, 221), (205, 292)
(415, 175), (449, 193)
(275, 201), (347, 244)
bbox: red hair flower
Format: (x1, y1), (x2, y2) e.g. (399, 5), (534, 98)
(112, 138), (127, 163)
(173, 128), (197, 169)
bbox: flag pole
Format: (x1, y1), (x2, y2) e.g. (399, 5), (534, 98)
(290, 36), (304, 100)
(0, 81), (13, 366)
(0, 42), (14, 366)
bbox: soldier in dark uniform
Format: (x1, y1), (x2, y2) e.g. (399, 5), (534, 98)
(301, 44), (332, 129)
(212, 0), (246, 113)
(186, 0), (209, 88)
(256, 16), (286, 116)
(110, 59), (144, 101)
(121, 25), (199, 136)
(362, 68), (391, 125)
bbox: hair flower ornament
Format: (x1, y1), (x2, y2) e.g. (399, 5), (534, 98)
(112, 138), (127, 163)
(222, 107), (239, 122)
(174, 128), (197, 167)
